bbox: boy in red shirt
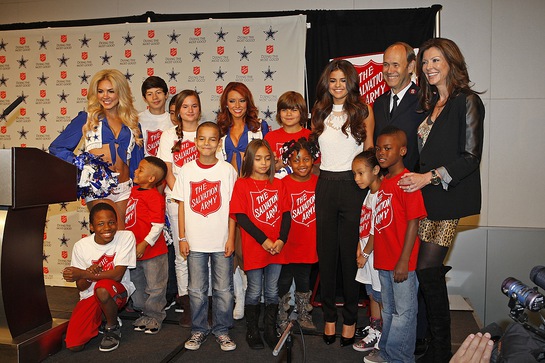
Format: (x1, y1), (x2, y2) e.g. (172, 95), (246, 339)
(125, 156), (168, 334)
(364, 126), (427, 363)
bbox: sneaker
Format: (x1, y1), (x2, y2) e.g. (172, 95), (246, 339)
(99, 325), (121, 352)
(353, 328), (381, 352)
(216, 334), (237, 351)
(363, 348), (387, 363)
(355, 325), (371, 339)
(164, 298), (176, 311)
(133, 316), (152, 332)
(144, 317), (161, 335)
(99, 317), (122, 334)
(184, 332), (207, 351)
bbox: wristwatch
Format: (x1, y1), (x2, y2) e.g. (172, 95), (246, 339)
(430, 169), (441, 186)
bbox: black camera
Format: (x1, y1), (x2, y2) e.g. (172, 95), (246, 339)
(501, 277), (544, 312)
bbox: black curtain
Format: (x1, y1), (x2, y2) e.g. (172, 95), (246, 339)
(0, 6), (441, 108)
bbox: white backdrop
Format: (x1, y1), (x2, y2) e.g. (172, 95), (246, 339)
(0, 15), (306, 286)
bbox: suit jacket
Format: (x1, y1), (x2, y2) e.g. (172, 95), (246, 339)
(373, 82), (425, 172)
(419, 90), (485, 220)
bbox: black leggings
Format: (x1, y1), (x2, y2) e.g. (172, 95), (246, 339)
(417, 241), (449, 270)
(277, 263), (312, 297)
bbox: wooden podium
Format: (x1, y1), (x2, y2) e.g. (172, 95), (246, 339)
(0, 147), (77, 362)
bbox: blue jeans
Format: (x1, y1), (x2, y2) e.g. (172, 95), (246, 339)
(245, 264), (282, 306)
(378, 270), (418, 363)
(187, 251), (234, 336)
(130, 253), (168, 322)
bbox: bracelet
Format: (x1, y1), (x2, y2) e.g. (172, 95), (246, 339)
(362, 252), (370, 259)
(178, 237), (187, 242)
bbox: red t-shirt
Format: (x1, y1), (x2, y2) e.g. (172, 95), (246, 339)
(282, 174), (318, 264)
(125, 186), (167, 260)
(264, 128), (311, 158)
(373, 169), (427, 271)
(230, 177), (290, 270)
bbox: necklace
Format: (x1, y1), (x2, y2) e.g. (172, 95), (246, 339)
(252, 178), (268, 193)
(325, 104), (346, 131)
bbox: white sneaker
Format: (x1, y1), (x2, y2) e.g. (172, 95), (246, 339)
(216, 334), (237, 351)
(353, 328), (381, 352)
(185, 332), (207, 351)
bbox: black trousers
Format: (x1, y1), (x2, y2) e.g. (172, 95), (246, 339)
(278, 263), (312, 297)
(315, 170), (366, 326)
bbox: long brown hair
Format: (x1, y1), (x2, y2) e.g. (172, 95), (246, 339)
(417, 37), (478, 112)
(216, 82), (260, 137)
(171, 89), (201, 153)
(241, 139), (275, 182)
(311, 59), (368, 145)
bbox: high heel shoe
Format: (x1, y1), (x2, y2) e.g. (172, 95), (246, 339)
(339, 335), (355, 347)
(322, 333), (336, 345)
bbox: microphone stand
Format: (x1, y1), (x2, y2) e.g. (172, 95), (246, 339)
(273, 311), (298, 362)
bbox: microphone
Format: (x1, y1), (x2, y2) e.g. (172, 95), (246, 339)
(530, 266), (545, 291)
(272, 310), (298, 356)
(1, 96), (24, 118)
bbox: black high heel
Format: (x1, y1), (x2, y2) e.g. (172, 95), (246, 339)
(322, 333), (336, 345)
(339, 335), (355, 347)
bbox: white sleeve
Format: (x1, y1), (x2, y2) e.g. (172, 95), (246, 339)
(113, 231), (137, 269)
(171, 166), (185, 202)
(157, 127), (174, 162)
(143, 222), (165, 246)
(71, 240), (89, 269)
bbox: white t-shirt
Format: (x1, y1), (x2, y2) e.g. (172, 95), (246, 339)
(139, 109), (172, 156)
(318, 112), (363, 172)
(355, 190), (381, 292)
(157, 126), (198, 196)
(71, 230), (137, 300)
(170, 159), (237, 252)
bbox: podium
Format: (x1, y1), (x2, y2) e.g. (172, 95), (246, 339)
(0, 147), (77, 362)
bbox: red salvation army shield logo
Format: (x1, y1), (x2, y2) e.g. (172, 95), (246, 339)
(125, 197), (137, 229)
(81, 88), (87, 96)
(20, 73), (26, 80)
(40, 53), (46, 62)
(353, 60), (387, 106)
(0, 56), (5, 64)
(43, 267), (49, 274)
(216, 85), (223, 94)
(40, 125), (46, 134)
(359, 204), (372, 239)
(103, 32), (110, 40)
(60, 71), (67, 79)
(170, 48), (177, 56)
(250, 189), (279, 226)
(61, 250), (68, 259)
(217, 46), (224, 55)
(148, 30), (155, 39)
(61, 215), (67, 223)
(265, 85), (272, 94)
(40, 89), (46, 98)
(374, 190), (393, 232)
(19, 37), (26, 45)
(125, 49), (132, 58)
(242, 26), (250, 35)
(170, 86), (177, 95)
(194, 28), (201, 36)
(60, 107), (67, 115)
(60, 34), (67, 43)
(173, 140), (198, 167)
(0, 126), (6, 134)
(81, 52), (88, 60)
(20, 108), (26, 116)
(190, 180), (221, 217)
(193, 66), (200, 75)
(241, 66), (248, 75)
(0, 91), (6, 98)
(266, 45), (274, 54)
(145, 129), (163, 156)
(290, 191), (316, 227)
(147, 68), (154, 76)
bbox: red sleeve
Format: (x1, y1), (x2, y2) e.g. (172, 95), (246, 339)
(230, 178), (249, 218)
(148, 189), (166, 224)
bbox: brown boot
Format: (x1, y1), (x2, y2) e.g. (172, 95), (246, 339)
(296, 291), (316, 331)
(178, 294), (191, 328)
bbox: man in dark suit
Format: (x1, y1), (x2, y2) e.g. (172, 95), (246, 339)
(373, 42), (425, 172)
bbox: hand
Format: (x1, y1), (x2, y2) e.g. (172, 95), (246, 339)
(450, 332), (493, 363)
(224, 239), (235, 257)
(393, 260), (409, 283)
(63, 266), (84, 282)
(398, 172), (429, 193)
(179, 240), (190, 259)
(86, 264), (102, 275)
(274, 156), (285, 172)
(262, 238), (276, 255)
(136, 241), (148, 259)
(357, 254), (368, 269)
(272, 239), (285, 254)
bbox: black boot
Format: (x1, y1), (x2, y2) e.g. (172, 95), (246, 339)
(417, 265), (452, 363)
(263, 304), (279, 350)
(245, 305), (264, 349)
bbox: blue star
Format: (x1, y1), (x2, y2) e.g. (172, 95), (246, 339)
(58, 54), (69, 67)
(17, 55), (28, 68)
(122, 32), (135, 45)
(79, 218), (89, 230)
(215, 27), (228, 42)
(0, 74), (8, 87)
(37, 72), (48, 86)
(38, 108), (48, 121)
(263, 66), (276, 80)
(167, 68), (179, 82)
(43, 251), (50, 263)
(190, 48), (203, 62)
(37, 36), (49, 50)
(59, 202), (68, 211)
(213, 66), (227, 81)
(212, 108), (220, 118)
(238, 47), (252, 61)
(18, 127), (28, 139)
(261, 106), (275, 121)
(144, 49), (157, 63)
(100, 51), (112, 65)
(193, 87), (202, 95)
(264, 26), (278, 41)
(58, 90), (69, 103)
(79, 34), (91, 47)
(93, 134), (99, 140)
(59, 234), (69, 247)
(124, 69), (134, 82)
(168, 30), (180, 44)
(79, 71), (90, 84)
(0, 39), (7, 51)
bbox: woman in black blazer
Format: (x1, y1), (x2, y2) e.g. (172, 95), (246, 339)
(397, 38), (485, 363)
